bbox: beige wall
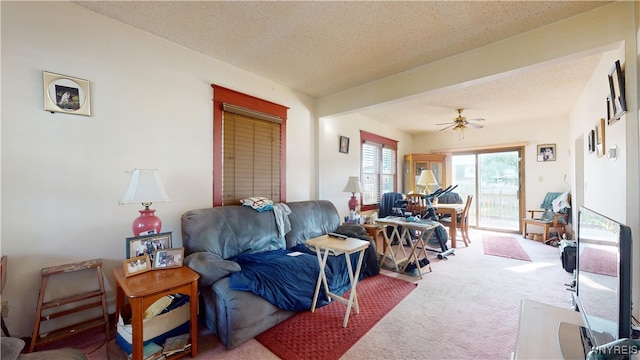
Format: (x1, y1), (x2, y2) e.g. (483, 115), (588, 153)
(1, 2), (318, 337)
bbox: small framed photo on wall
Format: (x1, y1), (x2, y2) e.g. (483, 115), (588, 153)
(608, 60), (626, 120)
(339, 136), (350, 154)
(537, 144), (556, 162)
(43, 71), (91, 116)
(595, 118), (606, 157)
(587, 129), (595, 154)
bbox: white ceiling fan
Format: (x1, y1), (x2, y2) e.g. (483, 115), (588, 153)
(436, 108), (485, 140)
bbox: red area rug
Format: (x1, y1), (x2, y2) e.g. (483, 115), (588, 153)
(482, 235), (531, 261)
(255, 273), (416, 360)
(580, 247), (616, 277)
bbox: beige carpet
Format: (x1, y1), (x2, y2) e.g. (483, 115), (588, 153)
(83, 229), (574, 360)
(198, 229), (574, 360)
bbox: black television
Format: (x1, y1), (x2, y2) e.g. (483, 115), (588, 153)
(561, 206), (633, 357)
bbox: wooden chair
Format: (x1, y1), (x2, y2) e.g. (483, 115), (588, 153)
(405, 193), (428, 217)
(522, 192), (571, 243)
(439, 195), (473, 246)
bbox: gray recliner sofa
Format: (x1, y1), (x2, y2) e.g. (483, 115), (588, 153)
(181, 200), (377, 349)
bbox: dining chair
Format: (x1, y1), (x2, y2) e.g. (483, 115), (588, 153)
(405, 193), (428, 217)
(439, 195), (473, 246)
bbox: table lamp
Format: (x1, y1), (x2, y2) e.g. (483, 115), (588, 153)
(120, 169), (171, 236)
(343, 176), (363, 211)
(417, 169), (438, 194)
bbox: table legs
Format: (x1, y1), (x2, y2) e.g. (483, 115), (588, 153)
(378, 225), (409, 271)
(311, 247), (367, 327)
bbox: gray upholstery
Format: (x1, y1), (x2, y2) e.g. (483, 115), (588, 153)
(1, 337), (87, 360)
(181, 200), (342, 349)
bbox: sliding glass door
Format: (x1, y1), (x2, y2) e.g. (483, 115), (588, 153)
(451, 147), (523, 232)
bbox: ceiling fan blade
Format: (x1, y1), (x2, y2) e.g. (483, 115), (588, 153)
(439, 124), (456, 131)
(467, 118), (486, 122)
(466, 123), (484, 128)
(435, 122), (453, 125)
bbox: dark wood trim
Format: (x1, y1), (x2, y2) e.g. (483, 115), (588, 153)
(211, 85), (288, 206)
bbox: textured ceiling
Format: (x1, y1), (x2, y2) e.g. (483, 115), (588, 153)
(73, 1), (612, 134)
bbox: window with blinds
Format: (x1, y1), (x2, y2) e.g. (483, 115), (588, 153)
(360, 131), (397, 209)
(222, 112), (281, 205)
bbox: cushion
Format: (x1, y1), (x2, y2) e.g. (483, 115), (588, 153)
(184, 252), (241, 287)
(1, 337), (24, 360)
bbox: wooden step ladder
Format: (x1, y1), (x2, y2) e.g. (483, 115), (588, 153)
(29, 258), (110, 352)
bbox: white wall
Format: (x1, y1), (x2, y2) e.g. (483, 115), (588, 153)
(0, 2), (317, 337)
(570, 47), (630, 221)
(319, 114), (413, 220)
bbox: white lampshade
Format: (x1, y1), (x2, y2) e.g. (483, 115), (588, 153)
(417, 170), (437, 187)
(120, 169), (170, 205)
(343, 176), (363, 194)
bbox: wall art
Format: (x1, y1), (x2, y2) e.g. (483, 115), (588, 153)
(43, 71), (91, 116)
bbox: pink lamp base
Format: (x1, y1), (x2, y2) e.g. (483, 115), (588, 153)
(132, 208), (162, 236)
(348, 195), (359, 211)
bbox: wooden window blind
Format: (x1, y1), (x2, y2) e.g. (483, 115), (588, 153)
(222, 112), (281, 205)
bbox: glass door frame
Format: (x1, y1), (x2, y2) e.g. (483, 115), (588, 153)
(451, 146), (525, 234)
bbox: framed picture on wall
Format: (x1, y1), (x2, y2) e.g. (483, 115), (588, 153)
(606, 95), (618, 126)
(608, 60), (626, 120)
(339, 136), (350, 154)
(43, 71), (91, 116)
(537, 144), (556, 162)
(587, 129), (595, 154)
(595, 118), (606, 157)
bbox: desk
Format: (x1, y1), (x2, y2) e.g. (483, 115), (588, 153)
(513, 299), (583, 359)
(307, 235), (369, 327)
(435, 203), (464, 248)
(113, 266), (199, 360)
(375, 217), (436, 279)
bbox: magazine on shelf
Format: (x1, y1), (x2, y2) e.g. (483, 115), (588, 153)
(162, 333), (190, 355)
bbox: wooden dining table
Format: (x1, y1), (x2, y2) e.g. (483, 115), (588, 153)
(434, 203), (465, 248)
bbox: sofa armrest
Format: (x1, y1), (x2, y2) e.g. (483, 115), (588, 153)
(184, 252), (241, 287)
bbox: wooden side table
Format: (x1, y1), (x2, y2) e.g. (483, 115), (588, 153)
(307, 235), (369, 327)
(113, 266), (199, 360)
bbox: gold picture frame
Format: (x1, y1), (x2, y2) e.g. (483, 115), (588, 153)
(536, 144), (556, 162)
(43, 71), (91, 116)
(595, 118), (606, 157)
(123, 255), (151, 277)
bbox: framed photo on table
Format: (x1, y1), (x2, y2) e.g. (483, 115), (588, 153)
(126, 232), (172, 263)
(153, 247), (184, 269)
(123, 255), (151, 277)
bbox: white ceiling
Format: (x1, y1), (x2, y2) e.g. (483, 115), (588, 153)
(73, 1), (612, 134)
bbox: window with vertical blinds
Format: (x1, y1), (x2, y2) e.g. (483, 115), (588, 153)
(360, 131), (397, 209)
(222, 112), (281, 205)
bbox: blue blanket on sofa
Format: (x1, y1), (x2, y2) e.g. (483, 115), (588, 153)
(228, 244), (368, 311)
